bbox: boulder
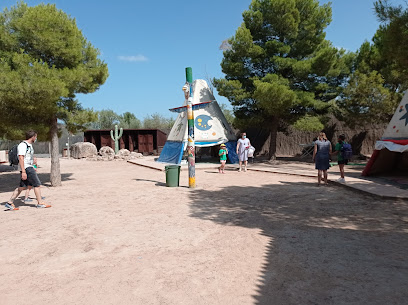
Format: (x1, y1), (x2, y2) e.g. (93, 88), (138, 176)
(70, 142), (97, 159)
(99, 146), (115, 157)
(130, 152), (143, 159)
(117, 149), (131, 158)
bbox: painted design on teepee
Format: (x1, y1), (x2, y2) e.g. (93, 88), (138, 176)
(195, 115), (212, 130)
(399, 104), (408, 126)
(381, 91), (408, 139)
(158, 79), (239, 165)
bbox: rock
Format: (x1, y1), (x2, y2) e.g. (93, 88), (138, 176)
(130, 152), (143, 159)
(70, 142), (97, 159)
(99, 146), (115, 157)
(117, 149), (130, 158)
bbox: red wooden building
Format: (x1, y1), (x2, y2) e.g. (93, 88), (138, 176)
(84, 129), (167, 154)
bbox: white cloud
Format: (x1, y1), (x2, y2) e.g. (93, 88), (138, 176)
(118, 55), (148, 62)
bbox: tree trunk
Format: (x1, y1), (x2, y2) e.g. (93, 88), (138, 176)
(50, 116), (61, 186)
(268, 118), (279, 160)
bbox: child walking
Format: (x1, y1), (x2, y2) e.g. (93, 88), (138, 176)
(218, 144), (228, 174)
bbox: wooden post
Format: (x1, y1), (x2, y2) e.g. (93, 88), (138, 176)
(186, 67), (196, 188)
(67, 133), (71, 159)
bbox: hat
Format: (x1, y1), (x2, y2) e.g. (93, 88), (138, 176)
(220, 144), (226, 147)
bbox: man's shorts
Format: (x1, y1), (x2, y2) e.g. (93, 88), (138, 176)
(19, 166), (41, 188)
(338, 159), (348, 165)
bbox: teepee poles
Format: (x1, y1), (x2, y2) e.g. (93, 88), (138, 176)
(185, 67), (196, 188)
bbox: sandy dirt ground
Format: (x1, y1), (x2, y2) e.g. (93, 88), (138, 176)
(0, 158), (407, 305)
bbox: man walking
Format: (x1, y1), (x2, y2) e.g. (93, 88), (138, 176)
(5, 130), (51, 210)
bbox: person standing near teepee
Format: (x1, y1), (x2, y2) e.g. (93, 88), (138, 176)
(236, 132), (251, 172)
(332, 134), (352, 183)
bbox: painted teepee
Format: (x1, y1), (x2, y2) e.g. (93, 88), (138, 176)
(158, 79), (238, 164)
(362, 91), (408, 175)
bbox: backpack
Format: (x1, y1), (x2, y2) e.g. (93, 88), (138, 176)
(8, 142), (28, 166)
(341, 142), (352, 160)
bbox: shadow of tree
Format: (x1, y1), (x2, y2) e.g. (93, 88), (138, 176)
(0, 171), (74, 193)
(190, 181), (408, 304)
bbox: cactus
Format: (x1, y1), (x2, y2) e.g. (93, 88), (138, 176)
(110, 125), (123, 154)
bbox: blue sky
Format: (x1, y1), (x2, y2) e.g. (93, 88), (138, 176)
(1, 0), (406, 120)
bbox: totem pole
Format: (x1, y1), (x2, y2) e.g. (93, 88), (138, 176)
(110, 125), (123, 154)
(169, 67), (211, 188)
(185, 67), (196, 188)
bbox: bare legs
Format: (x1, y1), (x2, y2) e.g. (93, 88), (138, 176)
(33, 187), (43, 205)
(323, 170), (328, 184)
(8, 187), (25, 204)
(24, 186), (32, 201)
(9, 186), (44, 205)
(219, 161), (226, 174)
(317, 170), (328, 185)
(339, 164), (345, 179)
(238, 160), (248, 172)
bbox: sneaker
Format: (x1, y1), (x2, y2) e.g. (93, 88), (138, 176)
(336, 178), (346, 183)
(244, 167), (247, 172)
(238, 168), (242, 172)
(36, 203), (52, 209)
(5, 203), (19, 211)
(24, 198), (33, 202)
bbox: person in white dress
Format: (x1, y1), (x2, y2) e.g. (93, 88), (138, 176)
(236, 132), (251, 172)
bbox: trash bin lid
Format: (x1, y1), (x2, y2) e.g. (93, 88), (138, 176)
(165, 165), (180, 169)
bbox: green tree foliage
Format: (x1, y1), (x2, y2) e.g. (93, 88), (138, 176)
(59, 99), (98, 135)
(374, 0), (408, 76)
(142, 113), (175, 130)
(214, 0), (353, 159)
(90, 109), (120, 129)
(0, 2), (108, 185)
(120, 112), (141, 129)
(336, 0), (408, 127)
(336, 70), (399, 127)
(292, 115), (324, 132)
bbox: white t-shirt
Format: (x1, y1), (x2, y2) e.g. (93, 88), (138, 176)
(17, 141), (34, 170)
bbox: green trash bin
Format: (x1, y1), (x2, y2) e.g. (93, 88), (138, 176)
(165, 165), (181, 187)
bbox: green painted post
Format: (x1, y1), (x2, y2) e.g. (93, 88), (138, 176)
(110, 124), (123, 154)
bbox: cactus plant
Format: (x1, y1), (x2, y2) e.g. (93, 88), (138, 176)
(110, 125), (123, 154)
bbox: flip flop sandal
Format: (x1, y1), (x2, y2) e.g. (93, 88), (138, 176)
(5, 203), (19, 211)
(36, 203), (52, 209)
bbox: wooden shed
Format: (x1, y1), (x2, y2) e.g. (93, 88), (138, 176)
(84, 129), (167, 155)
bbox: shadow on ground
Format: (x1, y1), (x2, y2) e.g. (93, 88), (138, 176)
(190, 181), (408, 304)
(0, 169), (74, 193)
(134, 178), (167, 187)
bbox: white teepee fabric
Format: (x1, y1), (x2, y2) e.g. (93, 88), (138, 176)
(382, 91), (408, 142)
(158, 79), (237, 164)
(363, 91), (408, 175)
(166, 79), (236, 145)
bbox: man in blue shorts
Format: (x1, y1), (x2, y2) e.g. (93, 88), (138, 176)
(5, 130), (51, 211)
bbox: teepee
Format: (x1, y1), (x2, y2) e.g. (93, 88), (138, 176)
(158, 79), (238, 164)
(362, 91), (408, 176)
